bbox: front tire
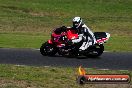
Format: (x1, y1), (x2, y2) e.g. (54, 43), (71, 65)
(40, 42), (57, 56)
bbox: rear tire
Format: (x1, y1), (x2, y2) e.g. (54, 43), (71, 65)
(86, 44), (104, 57)
(40, 42), (57, 56)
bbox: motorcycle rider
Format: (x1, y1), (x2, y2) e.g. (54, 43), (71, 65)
(70, 17), (96, 52)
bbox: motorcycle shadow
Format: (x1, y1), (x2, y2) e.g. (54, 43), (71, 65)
(49, 54), (101, 60)
(76, 56), (101, 59)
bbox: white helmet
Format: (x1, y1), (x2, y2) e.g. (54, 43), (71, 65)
(72, 17), (82, 28)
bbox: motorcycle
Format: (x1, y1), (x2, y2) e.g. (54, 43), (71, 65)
(40, 27), (110, 57)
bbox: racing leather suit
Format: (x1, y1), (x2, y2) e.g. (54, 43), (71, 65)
(72, 23), (96, 51)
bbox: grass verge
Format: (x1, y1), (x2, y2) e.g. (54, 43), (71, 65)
(0, 0), (132, 51)
(0, 64), (131, 88)
(0, 32), (48, 48)
(0, 0), (131, 88)
(0, 32), (131, 52)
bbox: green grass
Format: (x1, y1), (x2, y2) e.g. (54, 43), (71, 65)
(105, 36), (132, 52)
(0, 1), (131, 87)
(0, 0), (132, 51)
(0, 64), (131, 88)
(0, 32), (131, 52)
(0, 32), (49, 48)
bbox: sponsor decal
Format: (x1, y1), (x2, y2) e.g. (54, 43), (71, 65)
(77, 66), (130, 84)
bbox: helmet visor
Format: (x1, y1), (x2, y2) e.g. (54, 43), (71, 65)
(73, 22), (79, 28)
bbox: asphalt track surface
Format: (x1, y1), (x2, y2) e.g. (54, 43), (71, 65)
(0, 48), (132, 70)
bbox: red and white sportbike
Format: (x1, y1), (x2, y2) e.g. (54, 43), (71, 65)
(40, 27), (110, 57)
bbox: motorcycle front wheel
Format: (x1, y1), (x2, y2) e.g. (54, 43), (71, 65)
(40, 42), (57, 56)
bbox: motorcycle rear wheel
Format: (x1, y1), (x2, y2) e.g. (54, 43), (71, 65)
(86, 44), (104, 57)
